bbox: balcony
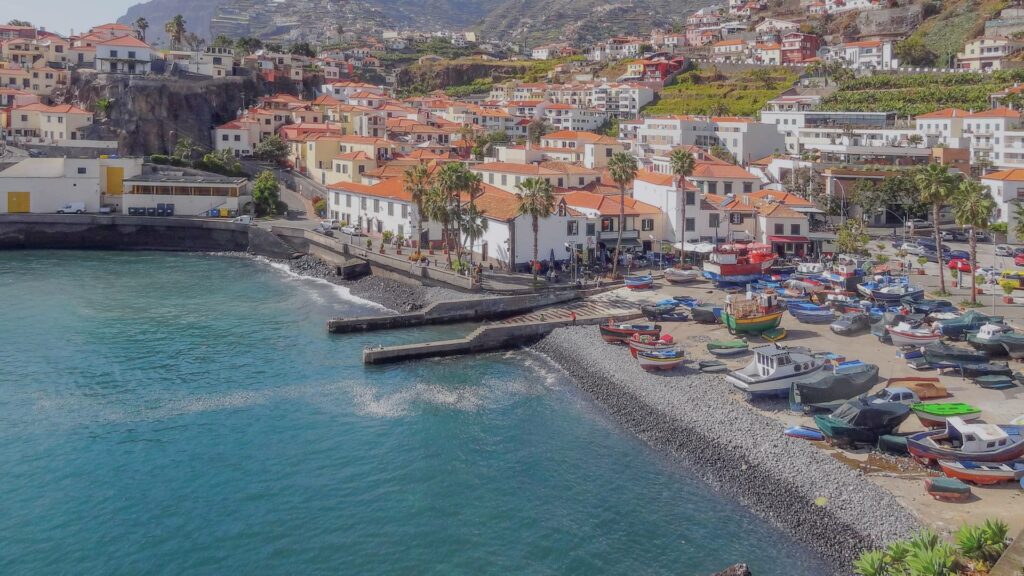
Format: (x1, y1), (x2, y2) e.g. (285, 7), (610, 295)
(597, 229), (640, 241)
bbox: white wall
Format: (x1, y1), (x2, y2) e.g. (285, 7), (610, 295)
(121, 194), (238, 216)
(0, 176), (100, 213)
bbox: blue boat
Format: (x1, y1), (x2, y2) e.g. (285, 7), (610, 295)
(625, 275), (654, 290)
(787, 301), (836, 324)
(784, 426), (825, 441)
(858, 277), (924, 304)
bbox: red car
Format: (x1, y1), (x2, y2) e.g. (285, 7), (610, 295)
(947, 258), (973, 272)
(1015, 254), (1024, 267)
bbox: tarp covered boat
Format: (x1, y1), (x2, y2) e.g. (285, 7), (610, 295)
(922, 341), (988, 366)
(707, 338), (748, 356)
(789, 361), (880, 406)
(664, 267), (701, 284)
(690, 304), (721, 324)
(624, 275), (654, 290)
(813, 398), (912, 445)
(925, 477), (971, 501)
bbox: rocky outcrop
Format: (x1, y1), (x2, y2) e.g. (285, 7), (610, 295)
(396, 61), (530, 92)
(712, 564), (752, 576)
(70, 70), (260, 156)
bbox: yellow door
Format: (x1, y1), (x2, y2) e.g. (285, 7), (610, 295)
(7, 192), (29, 213)
(105, 166), (124, 195)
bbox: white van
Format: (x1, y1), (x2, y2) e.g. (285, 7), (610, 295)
(56, 202), (86, 214)
(232, 215), (254, 225)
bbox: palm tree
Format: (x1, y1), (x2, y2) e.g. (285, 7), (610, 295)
(668, 149), (696, 254)
(134, 17), (149, 42)
(515, 178), (556, 282)
(423, 185), (453, 264)
(952, 178), (996, 304)
(164, 15), (186, 50)
(433, 162), (478, 266)
(915, 163), (957, 294)
(526, 117), (550, 149)
(460, 203), (489, 265)
(608, 152), (638, 277)
(402, 165), (432, 250)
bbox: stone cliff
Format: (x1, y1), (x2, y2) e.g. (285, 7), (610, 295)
(395, 61), (531, 93)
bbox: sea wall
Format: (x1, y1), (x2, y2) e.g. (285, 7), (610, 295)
(533, 327), (921, 573)
(0, 214), (249, 252)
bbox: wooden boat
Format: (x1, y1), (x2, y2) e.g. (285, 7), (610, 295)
(701, 243), (776, 285)
(689, 304), (720, 324)
(922, 341), (988, 366)
(925, 477), (972, 502)
(637, 348), (685, 371)
(814, 398), (912, 445)
(628, 333), (676, 358)
(907, 417), (1024, 464)
(903, 297), (955, 315)
(727, 343), (825, 397)
(698, 359), (728, 373)
(664, 267), (701, 284)
(888, 377), (947, 400)
(912, 403), (982, 428)
(796, 261), (825, 275)
(975, 375), (1016, 390)
(761, 327), (787, 342)
(938, 460), (1024, 485)
(624, 275), (654, 290)
(599, 321), (661, 344)
(886, 322), (941, 347)
(787, 302), (835, 324)
(721, 291), (784, 336)
(784, 426), (824, 441)
(858, 277), (924, 303)
(966, 323), (1015, 355)
(706, 338), (748, 356)
(959, 362), (1012, 378)
(790, 360), (880, 406)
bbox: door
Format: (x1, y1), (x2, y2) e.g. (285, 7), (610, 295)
(105, 166), (124, 195)
(7, 192), (29, 213)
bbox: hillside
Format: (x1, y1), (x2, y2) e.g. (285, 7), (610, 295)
(642, 66), (799, 117)
(819, 70), (1024, 116)
(119, 0), (228, 42)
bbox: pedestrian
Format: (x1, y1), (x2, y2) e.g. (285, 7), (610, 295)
(488, 262), (493, 272)
(570, 311), (577, 326)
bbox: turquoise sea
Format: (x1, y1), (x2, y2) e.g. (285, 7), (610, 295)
(0, 251), (826, 575)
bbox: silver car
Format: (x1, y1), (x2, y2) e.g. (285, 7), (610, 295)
(996, 244), (1014, 257)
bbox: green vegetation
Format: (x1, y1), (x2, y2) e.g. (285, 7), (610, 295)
(444, 78), (494, 97)
(820, 70), (1024, 116)
(642, 66), (798, 117)
(251, 171), (283, 217)
(903, 0), (1007, 68)
(254, 135), (289, 164)
(853, 520), (1009, 576)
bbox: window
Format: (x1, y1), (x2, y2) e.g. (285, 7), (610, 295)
(567, 221), (579, 235)
(360, 198), (367, 210)
(686, 191), (695, 206)
(222, 134), (229, 141)
(127, 51), (136, 59)
(707, 182), (717, 194)
(641, 218), (654, 231)
(401, 205), (408, 218)
(790, 224), (800, 235)
(373, 199), (380, 213)
(601, 218), (615, 232)
(743, 182), (752, 193)
(387, 202), (394, 216)
(346, 195), (352, 208)
(586, 223), (596, 236)
(333, 193), (340, 205)
(358, 165), (365, 174)
(110, 50), (118, 57)
(234, 135), (240, 142)
(709, 213), (720, 228)
(774, 223), (784, 234)
(77, 167), (87, 174)
(605, 148), (612, 157)
(724, 182), (732, 194)
(685, 218), (695, 232)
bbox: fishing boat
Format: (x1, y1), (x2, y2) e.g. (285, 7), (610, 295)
(726, 343), (825, 397)
(689, 304), (721, 324)
(912, 403), (982, 428)
(922, 341), (988, 366)
(657, 311), (690, 322)
(787, 302), (835, 324)
(902, 297), (955, 315)
(975, 375), (1016, 390)
(959, 362), (1012, 378)
(858, 276), (924, 303)
(628, 333), (676, 358)
(784, 426), (824, 441)
(878, 434), (910, 455)
(624, 275), (654, 290)
(998, 332), (1024, 359)
(938, 460), (1024, 485)
(761, 327), (787, 342)
(813, 398), (912, 445)
(966, 323), (1015, 355)
(698, 359), (729, 373)
(721, 291), (784, 336)
(701, 243), (776, 285)
(789, 360), (880, 406)
(925, 477), (972, 502)
(907, 417), (1024, 464)
(796, 261), (825, 275)
(640, 303), (678, 321)
(886, 322), (941, 347)
(706, 338), (748, 356)
(637, 348), (686, 371)
(934, 311), (1004, 340)
(599, 321), (661, 344)
(664, 267), (701, 284)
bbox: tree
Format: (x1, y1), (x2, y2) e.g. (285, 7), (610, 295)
(526, 117), (550, 147)
(174, 136), (199, 164)
(164, 15), (187, 50)
(211, 34), (234, 50)
(134, 17), (149, 42)
(251, 171), (281, 216)
(836, 219), (869, 254)
(460, 203), (489, 265)
(669, 149), (696, 251)
(423, 185), (454, 261)
(916, 163), (958, 294)
(908, 134), (923, 147)
(895, 36), (936, 66)
(183, 32), (205, 52)
(7, 20), (31, 27)
(254, 135), (289, 163)
(402, 164), (432, 249)
(515, 178), (556, 281)
(1013, 203), (1024, 243)
(201, 149), (241, 175)
(288, 42), (315, 57)
(747, 67), (775, 90)
(709, 144), (735, 164)
(235, 37), (263, 55)
(608, 152), (638, 277)
(952, 178), (996, 304)
(265, 43), (285, 53)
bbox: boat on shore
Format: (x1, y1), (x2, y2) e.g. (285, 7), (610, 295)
(922, 341), (988, 366)
(966, 323), (1015, 355)
(689, 304), (721, 324)
(912, 403), (982, 428)
(637, 348), (685, 371)
(701, 243), (775, 285)
(599, 321), (661, 344)
(640, 302), (678, 321)
(934, 310), (1004, 340)
(664, 267), (701, 284)
(727, 343), (824, 397)
(624, 275), (654, 290)
(787, 302), (835, 324)
(858, 277), (924, 304)
(938, 460), (1024, 485)
(886, 322), (941, 347)
(628, 333), (676, 358)
(959, 362), (1012, 378)
(998, 332), (1024, 359)
(814, 398), (912, 445)
(784, 425), (824, 441)
(925, 477), (972, 501)
(789, 360), (880, 406)
(907, 417), (1024, 464)
(707, 338), (748, 356)
(721, 291), (784, 336)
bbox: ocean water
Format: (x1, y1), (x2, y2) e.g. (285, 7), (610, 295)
(0, 251), (826, 575)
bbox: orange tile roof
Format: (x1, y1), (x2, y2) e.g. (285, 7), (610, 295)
(844, 40), (882, 48)
(915, 108), (969, 119)
(99, 35), (152, 49)
(559, 190), (659, 216)
(634, 170), (675, 186)
(691, 162), (758, 179)
(335, 151), (372, 161)
(748, 189), (813, 206)
(15, 103), (90, 114)
(758, 203), (804, 218)
(966, 107), (1019, 119)
(982, 168), (1024, 181)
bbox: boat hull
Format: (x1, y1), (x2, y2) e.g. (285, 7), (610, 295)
(637, 351), (685, 371)
(1002, 337), (1024, 359)
(907, 430), (1024, 463)
(966, 334), (1009, 356)
(599, 325), (661, 344)
(628, 340), (675, 358)
(938, 460), (1024, 485)
(721, 311), (783, 335)
(886, 327), (941, 347)
(872, 288), (924, 303)
(912, 405), (982, 428)
(728, 364), (825, 397)
(790, 364), (880, 405)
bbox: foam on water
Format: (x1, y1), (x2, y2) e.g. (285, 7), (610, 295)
(255, 256), (390, 311)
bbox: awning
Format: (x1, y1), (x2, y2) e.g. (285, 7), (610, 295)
(677, 241), (715, 253)
(768, 235), (809, 244)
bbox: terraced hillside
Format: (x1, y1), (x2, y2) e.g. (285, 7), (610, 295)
(819, 71), (1024, 116)
(642, 67), (799, 117)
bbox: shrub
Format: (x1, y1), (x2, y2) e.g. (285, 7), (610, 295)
(382, 230), (394, 244)
(918, 256), (929, 266)
(150, 154), (170, 165)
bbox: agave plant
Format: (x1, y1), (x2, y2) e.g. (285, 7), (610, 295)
(906, 540), (957, 576)
(981, 519), (1009, 563)
(956, 524), (987, 565)
(885, 540), (911, 575)
(853, 549), (888, 576)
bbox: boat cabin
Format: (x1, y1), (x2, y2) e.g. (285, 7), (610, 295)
(947, 417), (1011, 452)
(751, 344), (817, 378)
(976, 323), (1012, 340)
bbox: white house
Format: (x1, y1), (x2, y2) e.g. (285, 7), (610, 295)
(95, 35), (153, 75)
(0, 156), (142, 213)
(631, 170), (720, 244)
(831, 40), (896, 71)
(981, 168), (1024, 223)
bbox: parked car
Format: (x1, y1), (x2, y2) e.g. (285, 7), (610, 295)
(1015, 253), (1024, 267)
(974, 231), (991, 242)
(995, 244), (1014, 257)
(900, 242), (922, 255)
(870, 387), (920, 406)
(940, 230), (967, 241)
(946, 249), (969, 261)
(98, 205), (115, 214)
(340, 225), (365, 237)
(315, 221), (334, 236)
(232, 215), (254, 225)
(947, 258), (973, 273)
(1013, 247), (1024, 257)
(56, 202), (86, 214)
(320, 218), (339, 230)
(905, 218), (929, 229)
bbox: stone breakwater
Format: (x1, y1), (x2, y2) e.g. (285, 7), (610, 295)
(533, 326), (922, 573)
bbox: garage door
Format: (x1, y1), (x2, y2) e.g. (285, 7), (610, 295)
(7, 192), (29, 213)
(105, 166), (124, 195)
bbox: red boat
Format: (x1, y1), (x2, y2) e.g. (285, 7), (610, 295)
(599, 321), (661, 344)
(938, 460), (1024, 485)
(702, 243), (776, 285)
(628, 333), (676, 358)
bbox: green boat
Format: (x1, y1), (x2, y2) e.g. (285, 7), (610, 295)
(721, 292), (784, 335)
(707, 338), (749, 356)
(912, 403), (981, 427)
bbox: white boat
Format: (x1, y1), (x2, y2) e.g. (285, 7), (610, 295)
(664, 267), (701, 284)
(796, 262), (824, 275)
(886, 322), (941, 347)
(726, 343), (826, 398)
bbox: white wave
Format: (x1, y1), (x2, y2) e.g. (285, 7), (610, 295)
(252, 256), (390, 311)
(348, 383), (486, 418)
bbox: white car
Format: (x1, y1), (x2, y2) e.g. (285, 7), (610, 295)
(340, 225), (365, 237)
(870, 387), (920, 406)
(900, 242), (922, 255)
(996, 244), (1014, 257)
(56, 202), (86, 214)
(320, 218), (339, 230)
(232, 215), (254, 225)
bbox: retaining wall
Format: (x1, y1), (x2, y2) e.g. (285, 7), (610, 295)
(0, 214), (249, 251)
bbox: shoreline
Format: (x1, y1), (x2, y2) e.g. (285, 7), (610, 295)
(532, 326), (922, 573)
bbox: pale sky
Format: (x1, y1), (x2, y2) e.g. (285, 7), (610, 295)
(0, 0), (138, 36)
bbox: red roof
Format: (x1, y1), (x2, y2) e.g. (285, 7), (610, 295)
(99, 35), (152, 49)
